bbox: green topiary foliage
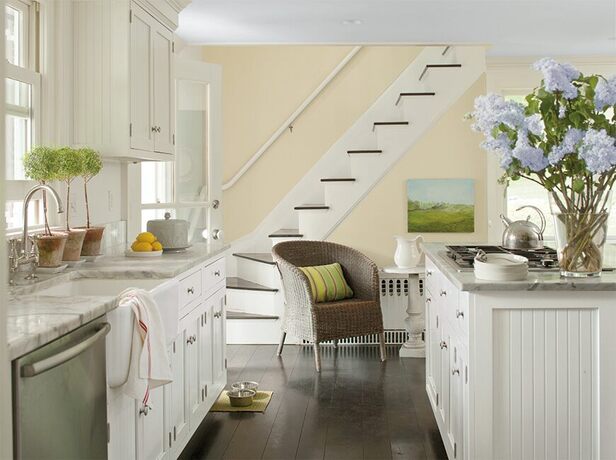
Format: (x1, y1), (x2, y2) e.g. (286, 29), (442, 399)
(77, 148), (103, 228)
(79, 148), (102, 181)
(23, 146), (62, 235)
(23, 146), (60, 183)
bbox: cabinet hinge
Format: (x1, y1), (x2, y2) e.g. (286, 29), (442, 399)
(205, 384), (208, 397)
(225, 358), (227, 369)
(168, 432), (172, 448)
(454, 442), (457, 458)
(436, 315), (439, 328)
(172, 41), (175, 53)
(129, 123), (132, 137)
(436, 393), (439, 406)
(173, 341), (176, 353)
(173, 133), (175, 145)
(465, 365), (468, 384)
(204, 312), (207, 324)
(173, 426), (177, 441)
(129, 9), (132, 23)
(107, 423), (110, 443)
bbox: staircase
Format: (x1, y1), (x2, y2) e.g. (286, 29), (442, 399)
(225, 45), (486, 344)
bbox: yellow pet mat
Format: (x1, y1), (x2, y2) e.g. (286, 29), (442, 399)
(211, 390), (273, 413)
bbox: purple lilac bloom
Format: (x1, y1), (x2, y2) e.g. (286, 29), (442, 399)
(548, 128), (584, 165)
(594, 76), (616, 111)
(512, 138), (549, 171)
(471, 93), (525, 135)
(579, 129), (616, 174)
(533, 58), (580, 100)
(480, 133), (514, 167)
(524, 114), (544, 136)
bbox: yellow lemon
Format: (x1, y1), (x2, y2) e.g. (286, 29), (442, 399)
(132, 241), (153, 252)
(136, 232), (157, 244)
(152, 241), (163, 251)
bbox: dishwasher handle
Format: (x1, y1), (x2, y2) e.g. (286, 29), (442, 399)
(21, 322), (111, 378)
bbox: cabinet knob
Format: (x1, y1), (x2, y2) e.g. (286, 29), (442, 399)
(187, 287), (194, 294)
(439, 289), (447, 297)
(214, 270), (221, 277)
(426, 270), (433, 277)
(440, 341), (448, 350)
(456, 309), (464, 319)
(452, 368), (460, 376)
(139, 404), (151, 416)
(426, 297), (432, 303)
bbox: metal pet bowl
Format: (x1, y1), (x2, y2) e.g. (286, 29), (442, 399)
(231, 381), (259, 392)
(227, 389), (256, 407)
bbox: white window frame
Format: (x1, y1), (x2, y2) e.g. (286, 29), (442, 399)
(4, 0), (44, 235)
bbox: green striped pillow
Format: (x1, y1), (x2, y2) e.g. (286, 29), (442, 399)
(298, 262), (354, 303)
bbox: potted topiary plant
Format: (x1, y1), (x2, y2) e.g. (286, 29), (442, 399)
(56, 147), (86, 261)
(76, 147), (105, 256)
(22, 146), (68, 267)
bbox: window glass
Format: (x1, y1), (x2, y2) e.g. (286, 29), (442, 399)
(141, 162), (174, 204)
(5, 4), (24, 66)
(5, 78), (32, 181)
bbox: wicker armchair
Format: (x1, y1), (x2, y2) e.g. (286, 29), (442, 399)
(272, 241), (386, 372)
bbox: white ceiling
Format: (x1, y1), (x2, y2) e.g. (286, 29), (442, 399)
(177, 1), (616, 56)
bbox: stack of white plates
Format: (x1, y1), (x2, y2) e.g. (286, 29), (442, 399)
(474, 253), (528, 281)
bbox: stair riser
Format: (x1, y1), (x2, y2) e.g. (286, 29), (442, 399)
(270, 236), (303, 247)
(399, 96), (439, 121)
(324, 182), (358, 214)
(236, 257), (280, 287)
(298, 209), (330, 240)
(226, 289), (281, 316)
(226, 318), (287, 344)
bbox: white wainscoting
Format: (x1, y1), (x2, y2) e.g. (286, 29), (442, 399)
(492, 308), (598, 460)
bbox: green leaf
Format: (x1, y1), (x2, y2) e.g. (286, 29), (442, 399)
(572, 178), (585, 193)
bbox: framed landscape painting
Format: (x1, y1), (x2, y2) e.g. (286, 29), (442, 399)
(407, 179), (475, 232)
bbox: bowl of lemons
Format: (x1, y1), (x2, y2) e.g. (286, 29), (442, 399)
(126, 232), (164, 257)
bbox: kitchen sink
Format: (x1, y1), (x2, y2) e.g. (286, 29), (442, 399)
(34, 278), (165, 297)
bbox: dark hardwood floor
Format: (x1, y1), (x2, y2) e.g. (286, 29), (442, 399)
(180, 345), (447, 460)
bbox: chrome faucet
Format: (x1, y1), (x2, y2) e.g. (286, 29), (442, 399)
(9, 184), (64, 285)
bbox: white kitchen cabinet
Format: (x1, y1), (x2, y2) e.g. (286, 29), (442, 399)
(107, 255), (227, 460)
(165, 332), (190, 458)
(72, 0), (179, 161)
(136, 384), (168, 460)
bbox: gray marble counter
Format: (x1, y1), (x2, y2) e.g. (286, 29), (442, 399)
(7, 243), (229, 360)
(424, 243), (616, 292)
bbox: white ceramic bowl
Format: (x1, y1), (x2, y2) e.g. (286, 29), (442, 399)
(474, 253), (528, 281)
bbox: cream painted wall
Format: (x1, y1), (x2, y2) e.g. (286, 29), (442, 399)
(329, 76), (487, 267)
(202, 46), (423, 241)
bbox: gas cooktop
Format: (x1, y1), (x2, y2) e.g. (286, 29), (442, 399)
(445, 245), (560, 271)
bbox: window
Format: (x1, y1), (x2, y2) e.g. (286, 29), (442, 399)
(4, 0), (42, 231)
(504, 94), (616, 240)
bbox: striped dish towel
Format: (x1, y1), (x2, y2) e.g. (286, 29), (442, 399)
(119, 288), (172, 407)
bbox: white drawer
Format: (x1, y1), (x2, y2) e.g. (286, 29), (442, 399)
(179, 269), (202, 311)
(203, 258), (225, 293)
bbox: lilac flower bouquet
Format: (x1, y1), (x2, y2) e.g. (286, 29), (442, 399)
(468, 58), (616, 276)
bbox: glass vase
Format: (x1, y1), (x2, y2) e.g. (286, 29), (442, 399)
(549, 190), (612, 277)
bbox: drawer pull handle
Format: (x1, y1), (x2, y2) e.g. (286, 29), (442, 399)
(456, 309), (464, 319)
(187, 287), (194, 294)
(440, 341), (448, 350)
(452, 368), (460, 376)
(214, 270), (221, 276)
(439, 289), (447, 297)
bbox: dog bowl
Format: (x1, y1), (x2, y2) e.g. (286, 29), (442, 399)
(227, 389), (256, 407)
(231, 381), (259, 392)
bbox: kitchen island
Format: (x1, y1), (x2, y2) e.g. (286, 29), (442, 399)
(424, 243), (616, 460)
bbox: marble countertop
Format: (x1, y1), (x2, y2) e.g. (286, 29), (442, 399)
(7, 243), (229, 360)
(424, 243), (616, 292)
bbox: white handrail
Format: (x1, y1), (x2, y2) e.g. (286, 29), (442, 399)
(222, 46), (362, 191)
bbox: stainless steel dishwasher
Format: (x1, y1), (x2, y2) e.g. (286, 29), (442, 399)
(12, 316), (110, 460)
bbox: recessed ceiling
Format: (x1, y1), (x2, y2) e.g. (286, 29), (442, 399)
(177, 0), (616, 56)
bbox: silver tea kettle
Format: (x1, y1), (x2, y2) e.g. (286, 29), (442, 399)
(500, 205), (546, 250)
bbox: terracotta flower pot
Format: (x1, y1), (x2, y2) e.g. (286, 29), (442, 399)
(36, 232), (68, 268)
(62, 228), (87, 261)
(78, 226), (105, 256)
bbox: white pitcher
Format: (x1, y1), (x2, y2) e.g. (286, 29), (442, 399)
(394, 235), (425, 268)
